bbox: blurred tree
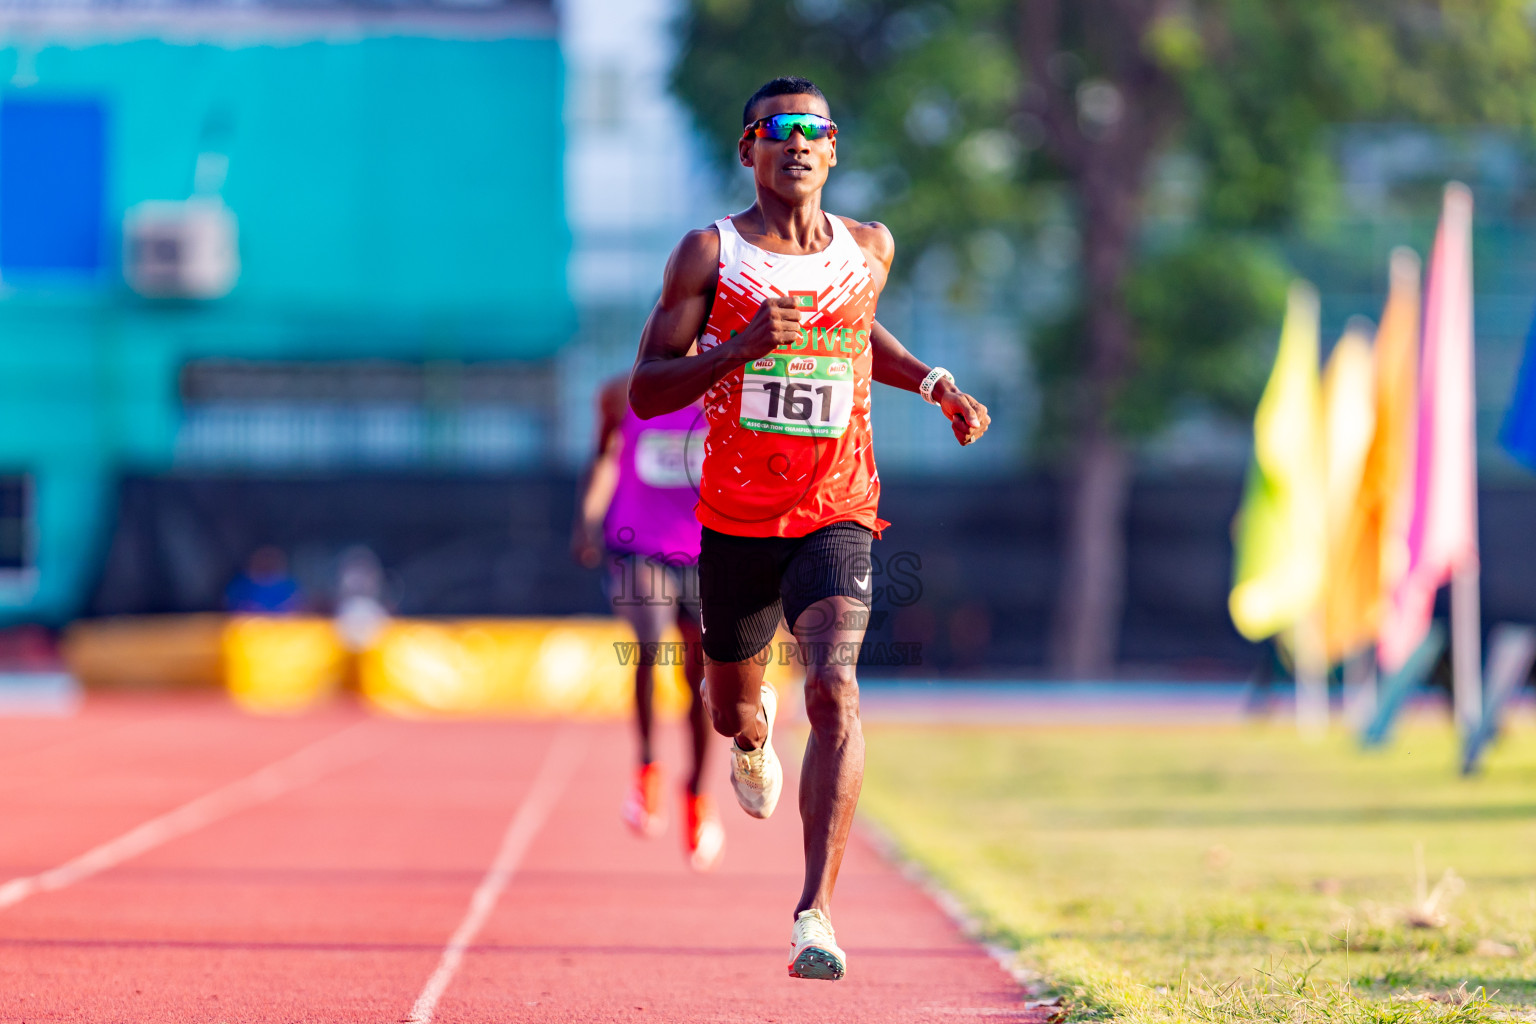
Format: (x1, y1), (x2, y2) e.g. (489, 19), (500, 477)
(673, 0), (1536, 675)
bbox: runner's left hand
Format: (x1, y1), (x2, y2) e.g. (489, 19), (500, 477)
(570, 522), (603, 569)
(936, 384), (990, 446)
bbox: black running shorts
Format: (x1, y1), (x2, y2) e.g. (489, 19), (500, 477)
(697, 521), (874, 664)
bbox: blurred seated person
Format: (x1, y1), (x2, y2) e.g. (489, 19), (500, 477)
(225, 545), (302, 614)
(334, 545), (389, 652)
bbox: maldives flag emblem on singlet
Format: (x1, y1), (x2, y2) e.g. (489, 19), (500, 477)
(695, 214), (888, 539)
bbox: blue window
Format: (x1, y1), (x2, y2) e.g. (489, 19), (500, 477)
(0, 474), (31, 572)
(0, 97), (106, 275)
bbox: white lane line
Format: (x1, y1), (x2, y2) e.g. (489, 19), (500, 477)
(404, 728), (588, 1024)
(0, 720), (377, 911)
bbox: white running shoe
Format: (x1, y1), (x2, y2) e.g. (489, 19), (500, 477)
(729, 683), (782, 819)
(787, 909), (846, 981)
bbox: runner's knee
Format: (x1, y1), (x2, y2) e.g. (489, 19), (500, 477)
(804, 665), (859, 735)
(706, 699), (732, 736)
(705, 688), (754, 737)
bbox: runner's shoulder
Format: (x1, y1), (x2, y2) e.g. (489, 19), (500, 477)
(662, 226), (723, 298)
(835, 216), (894, 267)
(674, 224), (723, 261)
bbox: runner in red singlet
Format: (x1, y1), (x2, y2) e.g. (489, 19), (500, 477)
(629, 77), (990, 980)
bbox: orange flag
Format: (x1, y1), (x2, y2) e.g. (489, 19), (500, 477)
(1323, 250), (1420, 661)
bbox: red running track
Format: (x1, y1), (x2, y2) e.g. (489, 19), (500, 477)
(0, 696), (1039, 1023)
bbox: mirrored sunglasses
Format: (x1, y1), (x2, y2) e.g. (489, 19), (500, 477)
(741, 113), (839, 143)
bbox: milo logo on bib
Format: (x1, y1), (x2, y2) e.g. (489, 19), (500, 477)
(738, 354), (856, 438)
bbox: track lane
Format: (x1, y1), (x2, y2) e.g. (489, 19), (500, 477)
(1, 699), (1041, 1023)
(1, 707), (571, 1022)
(406, 728), (588, 1023)
(441, 721), (1035, 1023)
(0, 696), (366, 875)
(0, 721), (376, 910)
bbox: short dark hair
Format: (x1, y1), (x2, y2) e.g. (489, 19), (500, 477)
(742, 76), (829, 127)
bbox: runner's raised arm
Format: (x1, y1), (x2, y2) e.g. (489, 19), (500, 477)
(629, 230), (803, 419)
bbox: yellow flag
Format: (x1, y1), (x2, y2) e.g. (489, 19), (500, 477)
(1230, 282), (1326, 641)
(1319, 323), (1377, 661)
(1326, 250), (1421, 660)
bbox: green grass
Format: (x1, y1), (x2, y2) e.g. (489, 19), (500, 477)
(858, 718), (1536, 1023)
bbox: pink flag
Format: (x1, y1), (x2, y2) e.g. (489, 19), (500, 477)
(1378, 184), (1479, 672)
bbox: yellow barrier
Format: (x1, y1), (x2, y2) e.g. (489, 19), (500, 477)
(223, 616), (348, 714)
(358, 617), (803, 719)
(67, 613), (806, 720)
(62, 614), (227, 690)
(357, 617), (693, 718)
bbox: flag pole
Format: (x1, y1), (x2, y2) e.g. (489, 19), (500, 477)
(1444, 182), (1482, 738)
(1294, 614), (1328, 740)
(1342, 648), (1377, 729)
(1451, 565), (1482, 737)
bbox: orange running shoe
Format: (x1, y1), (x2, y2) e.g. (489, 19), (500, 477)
(684, 790), (725, 872)
(621, 762), (665, 838)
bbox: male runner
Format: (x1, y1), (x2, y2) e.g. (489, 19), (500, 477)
(628, 77), (990, 978)
(572, 375), (724, 871)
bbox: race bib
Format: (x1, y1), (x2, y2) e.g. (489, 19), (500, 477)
(634, 429), (703, 487)
(739, 355), (854, 438)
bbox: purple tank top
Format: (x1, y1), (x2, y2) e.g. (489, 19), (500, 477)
(604, 401), (705, 561)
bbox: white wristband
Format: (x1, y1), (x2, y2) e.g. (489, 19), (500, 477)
(919, 367), (955, 404)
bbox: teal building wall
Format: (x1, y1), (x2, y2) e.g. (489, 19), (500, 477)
(0, 32), (572, 623)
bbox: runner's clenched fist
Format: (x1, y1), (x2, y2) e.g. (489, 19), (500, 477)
(729, 296), (802, 363)
(937, 386), (990, 447)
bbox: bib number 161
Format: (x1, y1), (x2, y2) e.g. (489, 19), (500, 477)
(764, 381), (834, 422)
(739, 368), (853, 438)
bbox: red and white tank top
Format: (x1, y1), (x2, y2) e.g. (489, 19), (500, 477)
(696, 213), (887, 538)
